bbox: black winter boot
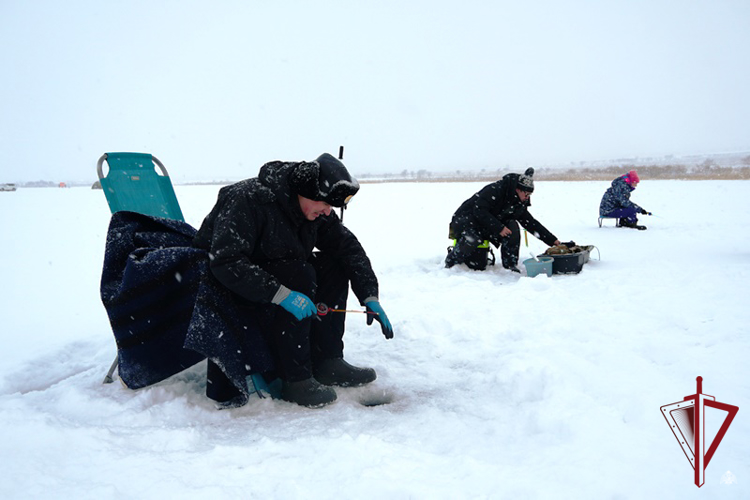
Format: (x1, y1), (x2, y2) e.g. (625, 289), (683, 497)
(444, 246), (459, 268)
(281, 377), (337, 408)
(619, 219), (647, 230)
(314, 358), (377, 387)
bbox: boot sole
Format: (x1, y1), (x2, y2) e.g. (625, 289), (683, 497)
(281, 393), (337, 408)
(314, 376), (376, 388)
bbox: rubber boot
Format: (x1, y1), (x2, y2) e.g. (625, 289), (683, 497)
(444, 246), (459, 268)
(314, 358), (377, 387)
(281, 377), (337, 408)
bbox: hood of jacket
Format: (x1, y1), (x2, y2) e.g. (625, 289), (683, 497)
(612, 174), (635, 192)
(258, 161), (309, 226)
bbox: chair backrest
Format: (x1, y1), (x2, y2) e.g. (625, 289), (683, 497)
(97, 152), (184, 221)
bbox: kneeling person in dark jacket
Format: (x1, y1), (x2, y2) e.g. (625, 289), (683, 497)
(193, 153), (393, 408)
(445, 168), (562, 272)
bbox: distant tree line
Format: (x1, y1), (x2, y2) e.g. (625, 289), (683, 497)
(10, 154), (750, 186)
(359, 156), (750, 182)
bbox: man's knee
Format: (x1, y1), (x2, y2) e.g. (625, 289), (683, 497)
(309, 252), (349, 291)
(506, 220), (520, 239)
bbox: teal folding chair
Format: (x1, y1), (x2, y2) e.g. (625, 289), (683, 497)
(97, 152), (184, 221)
(98, 152), (184, 384)
(97, 153), (273, 398)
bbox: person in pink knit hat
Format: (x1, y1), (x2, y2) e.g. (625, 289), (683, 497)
(599, 170), (651, 230)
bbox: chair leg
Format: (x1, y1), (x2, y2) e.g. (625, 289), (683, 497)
(103, 355), (118, 384)
(599, 217), (620, 227)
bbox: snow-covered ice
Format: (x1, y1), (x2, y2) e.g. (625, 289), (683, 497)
(0, 179), (748, 499)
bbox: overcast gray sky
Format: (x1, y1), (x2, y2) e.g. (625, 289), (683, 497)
(2, 0), (749, 183)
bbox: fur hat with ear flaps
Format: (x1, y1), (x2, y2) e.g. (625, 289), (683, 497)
(289, 153), (360, 208)
(517, 167), (535, 193)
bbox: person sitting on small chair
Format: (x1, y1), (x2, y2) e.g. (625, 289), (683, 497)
(599, 170), (650, 230)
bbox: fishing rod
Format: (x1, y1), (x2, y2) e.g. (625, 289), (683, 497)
(338, 145), (346, 222)
(316, 302), (379, 317)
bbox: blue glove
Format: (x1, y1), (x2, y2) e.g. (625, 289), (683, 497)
(279, 291), (317, 321)
(365, 301), (394, 339)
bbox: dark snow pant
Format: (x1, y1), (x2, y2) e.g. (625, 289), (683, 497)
(498, 220), (522, 269)
(259, 252), (349, 381)
(602, 207), (638, 224)
(206, 252), (349, 402)
(448, 227), (491, 270)
(448, 220), (520, 270)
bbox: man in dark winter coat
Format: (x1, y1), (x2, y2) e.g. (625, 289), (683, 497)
(445, 168), (561, 272)
(193, 153), (393, 408)
(599, 170), (650, 230)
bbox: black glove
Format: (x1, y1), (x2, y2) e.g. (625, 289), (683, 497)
(365, 301), (394, 339)
(639, 207), (649, 215)
(562, 241), (576, 248)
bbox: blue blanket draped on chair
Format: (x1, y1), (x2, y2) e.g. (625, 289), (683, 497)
(100, 211), (274, 403)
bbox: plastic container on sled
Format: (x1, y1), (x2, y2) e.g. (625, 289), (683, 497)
(523, 256), (554, 277)
(539, 245), (594, 275)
